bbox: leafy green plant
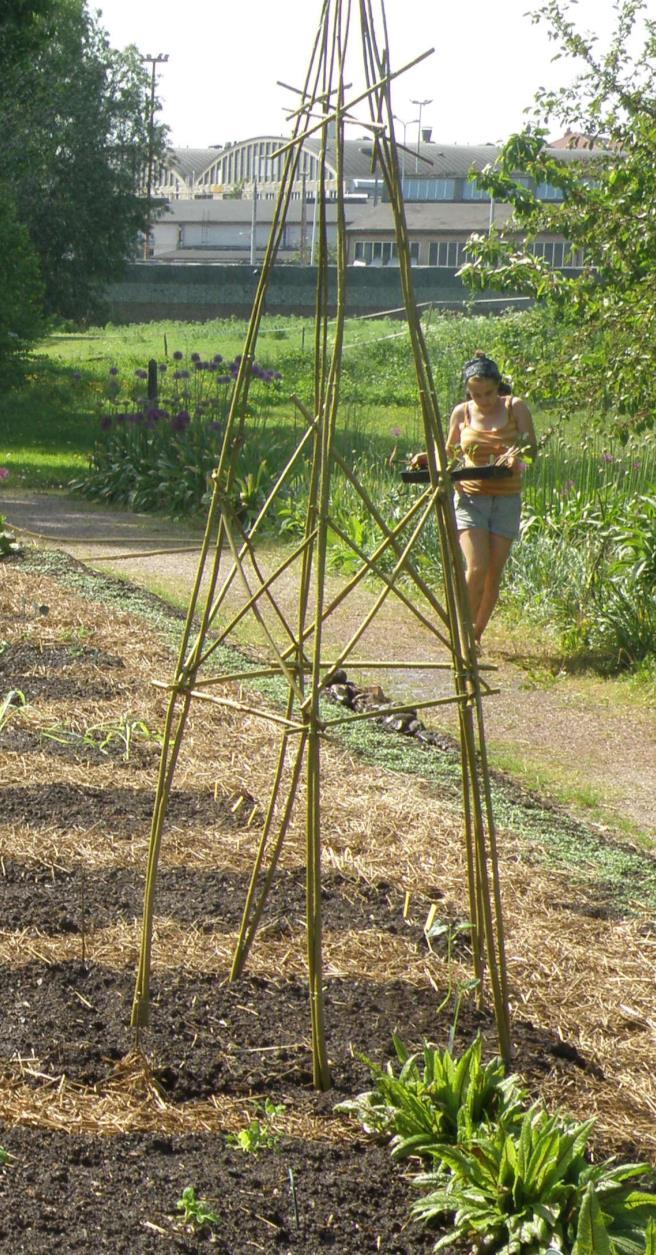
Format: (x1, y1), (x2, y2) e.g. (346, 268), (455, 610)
(0, 688), (27, 732)
(412, 1104), (656, 1253)
(226, 1098), (285, 1153)
(0, 1147), (10, 1166)
(424, 915), (477, 1050)
(336, 1036), (526, 1163)
(176, 1185), (220, 1233)
(0, 513), (21, 558)
(41, 715), (162, 761)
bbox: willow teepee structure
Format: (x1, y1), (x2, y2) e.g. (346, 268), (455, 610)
(132, 0), (511, 1088)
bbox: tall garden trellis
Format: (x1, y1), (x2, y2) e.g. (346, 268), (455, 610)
(131, 0), (512, 1087)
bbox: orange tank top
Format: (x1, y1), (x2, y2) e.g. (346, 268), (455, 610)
(458, 396), (522, 496)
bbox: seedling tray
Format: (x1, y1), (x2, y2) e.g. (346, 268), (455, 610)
(401, 465), (513, 484)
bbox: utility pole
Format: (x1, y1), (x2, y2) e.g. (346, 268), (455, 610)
(300, 172), (308, 263)
(141, 52), (169, 259)
(250, 176), (258, 265)
(393, 114), (418, 182)
(411, 97), (432, 174)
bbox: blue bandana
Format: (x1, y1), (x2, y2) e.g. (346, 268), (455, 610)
(463, 355), (502, 384)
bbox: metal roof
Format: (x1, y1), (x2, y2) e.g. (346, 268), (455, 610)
(167, 148), (223, 182)
(168, 138), (607, 186)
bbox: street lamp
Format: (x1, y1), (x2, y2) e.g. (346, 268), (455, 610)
(393, 114), (418, 181)
(141, 52), (169, 259)
(411, 97), (432, 173)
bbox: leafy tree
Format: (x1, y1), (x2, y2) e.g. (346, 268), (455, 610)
(0, 0), (57, 69)
(0, 182), (44, 381)
(0, 0), (165, 322)
(460, 0), (656, 432)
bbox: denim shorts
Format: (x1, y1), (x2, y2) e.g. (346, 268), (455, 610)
(453, 491), (522, 540)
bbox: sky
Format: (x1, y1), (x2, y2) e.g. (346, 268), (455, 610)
(95, 0), (623, 150)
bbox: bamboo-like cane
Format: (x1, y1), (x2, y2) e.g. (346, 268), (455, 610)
(132, 0), (512, 1082)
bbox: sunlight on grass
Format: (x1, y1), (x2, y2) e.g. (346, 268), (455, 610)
(487, 740), (652, 847)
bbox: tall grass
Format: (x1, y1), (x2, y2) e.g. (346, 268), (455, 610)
(3, 308), (656, 671)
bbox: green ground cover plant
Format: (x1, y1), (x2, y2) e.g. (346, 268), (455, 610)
(339, 1038), (656, 1253)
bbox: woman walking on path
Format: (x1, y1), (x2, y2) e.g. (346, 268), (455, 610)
(414, 352), (537, 646)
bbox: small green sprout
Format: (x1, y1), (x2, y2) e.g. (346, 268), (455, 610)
(0, 1147), (10, 1166)
(226, 1098), (286, 1153)
(176, 1185), (220, 1232)
(0, 689), (27, 733)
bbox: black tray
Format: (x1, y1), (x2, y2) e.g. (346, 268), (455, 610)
(401, 464), (513, 484)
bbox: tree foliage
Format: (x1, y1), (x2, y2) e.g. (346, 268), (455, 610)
(0, 181), (44, 381)
(460, 0), (656, 431)
(0, 0), (165, 322)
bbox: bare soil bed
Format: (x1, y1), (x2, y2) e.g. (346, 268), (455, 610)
(1, 549), (656, 1253)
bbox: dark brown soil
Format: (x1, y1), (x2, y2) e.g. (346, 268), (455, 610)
(0, 553), (607, 1253)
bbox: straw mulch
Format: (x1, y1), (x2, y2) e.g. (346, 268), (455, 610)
(2, 562), (656, 1158)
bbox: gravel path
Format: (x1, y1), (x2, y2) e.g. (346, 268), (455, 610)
(4, 488), (655, 843)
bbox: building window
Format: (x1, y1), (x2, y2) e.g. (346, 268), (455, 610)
(528, 239), (584, 268)
(462, 179), (490, 202)
(401, 178), (455, 201)
(428, 240), (469, 267)
(354, 240), (417, 265)
(534, 181), (564, 201)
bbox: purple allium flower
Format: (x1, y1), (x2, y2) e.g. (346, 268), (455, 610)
(135, 368), (147, 379)
(158, 363), (167, 373)
(72, 371), (82, 381)
(100, 415), (112, 431)
(171, 410), (191, 432)
(213, 353), (223, 364)
(109, 366), (119, 376)
(601, 451), (614, 464)
(115, 413), (127, 425)
(217, 374), (231, 384)
(390, 425), (402, 438)
(0, 467), (10, 480)
(128, 411), (144, 424)
(209, 421), (223, 432)
(190, 352), (201, 362)
(633, 460), (642, 470)
(180, 369), (190, 379)
(208, 361), (218, 372)
(173, 350), (184, 361)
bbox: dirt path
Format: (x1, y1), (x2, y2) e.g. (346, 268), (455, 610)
(4, 488), (655, 843)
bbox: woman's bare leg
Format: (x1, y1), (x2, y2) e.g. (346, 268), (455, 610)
(457, 527), (490, 637)
(474, 533), (514, 639)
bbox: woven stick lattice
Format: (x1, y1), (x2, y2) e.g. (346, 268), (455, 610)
(132, 0), (511, 1087)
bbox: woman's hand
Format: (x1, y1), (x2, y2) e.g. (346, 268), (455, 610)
(409, 450), (428, 469)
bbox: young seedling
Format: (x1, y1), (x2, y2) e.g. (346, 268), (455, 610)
(226, 1098), (285, 1153)
(176, 1185), (220, 1233)
(0, 689), (27, 733)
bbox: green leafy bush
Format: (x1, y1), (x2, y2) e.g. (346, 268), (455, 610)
(336, 1035), (526, 1163)
(412, 1104), (656, 1253)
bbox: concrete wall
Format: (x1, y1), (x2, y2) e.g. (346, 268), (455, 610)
(105, 262), (518, 322)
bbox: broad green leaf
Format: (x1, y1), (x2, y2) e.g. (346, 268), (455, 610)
(572, 1184), (612, 1255)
